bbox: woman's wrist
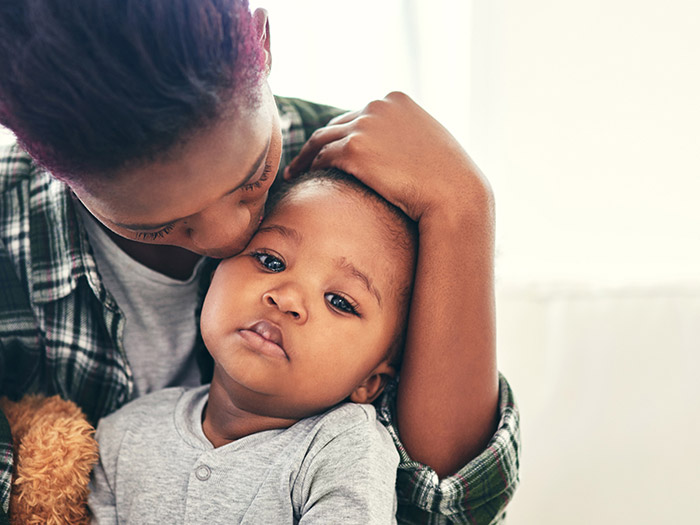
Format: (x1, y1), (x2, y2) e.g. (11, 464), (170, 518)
(420, 173), (495, 239)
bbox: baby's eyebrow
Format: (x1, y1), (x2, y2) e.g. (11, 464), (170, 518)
(335, 257), (382, 307)
(256, 224), (302, 243)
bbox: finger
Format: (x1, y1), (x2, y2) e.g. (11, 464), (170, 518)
(284, 121), (354, 179)
(309, 133), (380, 180)
(308, 136), (353, 173)
(309, 137), (402, 213)
(326, 109), (361, 126)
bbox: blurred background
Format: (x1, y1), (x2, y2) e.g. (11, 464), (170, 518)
(2, 1), (699, 522)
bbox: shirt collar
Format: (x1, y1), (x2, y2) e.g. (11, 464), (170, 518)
(28, 171), (99, 304)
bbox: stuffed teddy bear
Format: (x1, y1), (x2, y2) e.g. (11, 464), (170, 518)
(0, 394), (98, 525)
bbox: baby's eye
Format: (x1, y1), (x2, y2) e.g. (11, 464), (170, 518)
(325, 293), (360, 316)
(251, 251), (286, 272)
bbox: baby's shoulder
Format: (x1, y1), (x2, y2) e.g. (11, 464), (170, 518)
(304, 403), (388, 449)
(317, 402), (377, 428)
(294, 403), (398, 482)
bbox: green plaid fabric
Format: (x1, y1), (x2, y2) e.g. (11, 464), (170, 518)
(0, 97), (519, 523)
(377, 375), (519, 524)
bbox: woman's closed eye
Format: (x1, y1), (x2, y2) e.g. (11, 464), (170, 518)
(250, 250), (286, 272)
(325, 293), (360, 317)
(134, 223), (175, 241)
(241, 162), (272, 192)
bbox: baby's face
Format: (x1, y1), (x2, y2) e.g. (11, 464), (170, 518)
(201, 180), (408, 418)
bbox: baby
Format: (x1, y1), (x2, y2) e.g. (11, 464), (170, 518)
(88, 168), (417, 524)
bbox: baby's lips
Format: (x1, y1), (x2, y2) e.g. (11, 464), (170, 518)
(247, 319), (284, 348)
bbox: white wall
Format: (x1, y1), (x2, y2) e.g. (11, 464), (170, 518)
(469, 1), (700, 523)
(497, 283), (700, 523)
(469, 0), (700, 285)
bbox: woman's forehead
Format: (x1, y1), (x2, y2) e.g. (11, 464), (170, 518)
(73, 98), (275, 224)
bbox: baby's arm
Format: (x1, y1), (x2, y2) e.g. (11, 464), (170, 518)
(285, 92), (499, 477)
(296, 406), (398, 525)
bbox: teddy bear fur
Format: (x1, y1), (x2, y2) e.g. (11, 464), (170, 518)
(0, 394), (98, 525)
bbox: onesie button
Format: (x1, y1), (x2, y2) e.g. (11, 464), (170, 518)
(195, 465), (211, 481)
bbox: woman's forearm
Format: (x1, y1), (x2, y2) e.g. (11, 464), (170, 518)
(396, 181), (499, 478)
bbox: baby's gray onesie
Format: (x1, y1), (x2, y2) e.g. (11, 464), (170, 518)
(89, 386), (399, 524)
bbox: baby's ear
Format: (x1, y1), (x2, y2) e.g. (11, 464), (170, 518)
(349, 362), (396, 404)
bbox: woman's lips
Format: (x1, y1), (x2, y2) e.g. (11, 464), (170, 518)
(237, 320), (287, 360)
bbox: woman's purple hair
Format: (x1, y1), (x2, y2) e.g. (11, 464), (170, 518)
(0, 0), (266, 180)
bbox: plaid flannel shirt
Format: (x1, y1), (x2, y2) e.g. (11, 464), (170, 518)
(0, 96), (519, 524)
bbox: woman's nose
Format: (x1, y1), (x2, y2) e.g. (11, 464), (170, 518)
(186, 199), (252, 254)
(263, 285), (308, 323)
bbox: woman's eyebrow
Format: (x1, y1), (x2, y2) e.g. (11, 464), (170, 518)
(115, 139), (271, 231)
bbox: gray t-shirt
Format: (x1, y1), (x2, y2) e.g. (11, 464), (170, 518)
(89, 386), (399, 524)
(78, 205), (204, 396)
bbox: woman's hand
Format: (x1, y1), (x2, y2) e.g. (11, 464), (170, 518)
(284, 91), (491, 223)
